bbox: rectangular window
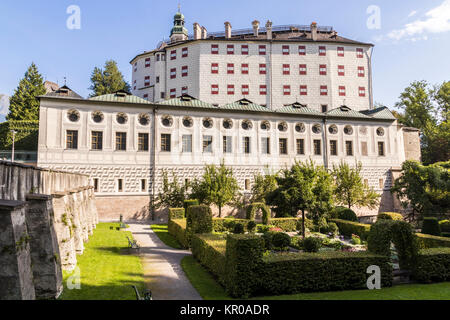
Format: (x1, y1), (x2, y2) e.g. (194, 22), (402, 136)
(227, 44), (234, 55)
(358, 66), (365, 77)
(283, 64), (290, 75)
(93, 178), (99, 192)
(160, 92), (165, 99)
(156, 55), (160, 62)
(314, 140), (322, 155)
(259, 64), (267, 74)
(182, 66), (188, 77)
(117, 179), (123, 192)
(320, 85), (328, 96)
(211, 44), (219, 54)
(170, 68), (176, 79)
(241, 63), (249, 74)
(138, 133), (149, 151)
(321, 105), (328, 113)
(242, 84), (249, 95)
(337, 46), (344, 57)
(141, 179), (147, 192)
(346, 141), (353, 156)
(299, 64), (307, 75)
(261, 137), (270, 154)
(259, 45), (266, 55)
(319, 46), (326, 56)
(339, 86), (346, 96)
(300, 85), (307, 96)
(359, 87), (366, 97)
(361, 141), (368, 156)
(298, 45), (306, 55)
(116, 132), (126, 151)
(170, 50), (176, 60)
(156, 76), (160, 83)
(182, 47), (188, 58)
(260, 85), (267, 95)
(145, 58), (151, 68)
(144, 76), (150, 87)
(379, 179), (384, 189)
(227, 84), (235, 95)
(282, 45), (290, 55)
(243, 137), (251, 154)
(91, 131), (103, 150)
(182, 135), (192, 153)
(296, 139), (305, 155)
(279, 138), (288, 155)
(161, 134), (171, 152)
(241, 45), (249, 55)
(378, 142), (385, 156)
(66, 130), (78, 149)
(170, 88), (176, 98)
(338, 65), (345, 76)
(211, 63), (219, 74)
(330, 140), (338, 156)
(319, 64), (327, 75)
(357, 48), (364, 58)
(203, 136), (213, 153)
(211, 84), (219, 95)
(181, 86), (188, 95)
(245, 179), (251, 191)
(143, 94), (149, 99)
(223, 136), (232, 153)
(283, 85), (291, 96)
(227, 63), (234, 74)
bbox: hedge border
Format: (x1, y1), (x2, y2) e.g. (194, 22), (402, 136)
(330, 219), (371, 240)
(168, 219), (189, 249)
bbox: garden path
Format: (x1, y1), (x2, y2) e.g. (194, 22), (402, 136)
(127, 223), (202, 300)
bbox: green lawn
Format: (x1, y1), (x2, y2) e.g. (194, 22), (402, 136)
(151, 224), (183, 249)
(59, 223), (145, 300)
(181, 255), (450, 300)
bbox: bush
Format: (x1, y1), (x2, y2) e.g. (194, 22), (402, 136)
(246, 203), (271, 222)
(422, 217), (441, 236)
(258, 251), (392, 296)
(266, 218), (313, 232)
(191, 233), (227, 285)
(377, 212), (404, 221)
(247, 221), (257, 233)
(415, 233), (450, 249)
(168, 219), (189, 249)
(333, 207), (358, 222)
(262, 231), (278, 250)
(330, 219), (371, 240)
(272, 232), (291, 251)
(351, 234), (361, 245)
(413, 248), (450, 283)
(213, 218), (250, 233)
(168, 208), (185, 221)
(186, 205), (213, 244)
(257, 225), (273, 234)
(233, 223), (245, 234)
(317, 217), (329, 233)
(326, 222), (339, 236)
(439, 220), (450, 233)
(184, 199), (199, 217)
(442, 233), (450, 238)
(302, 237), (322, 253)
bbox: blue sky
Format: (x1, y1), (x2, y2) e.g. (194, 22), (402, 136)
(0, 0), (449, 122)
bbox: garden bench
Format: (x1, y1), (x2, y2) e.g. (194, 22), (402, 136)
(127, 236), (141, 251)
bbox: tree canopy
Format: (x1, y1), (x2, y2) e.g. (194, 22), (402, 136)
(250, 172), (278, 203)
(7, 63), (46, 121)
(89, 60), (131, 97)
(155, 170), (188, 209)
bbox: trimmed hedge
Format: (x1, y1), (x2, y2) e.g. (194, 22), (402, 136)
(168, 208), (185, 221)
(184, 199), (199, 217)
(330, 219), (371, 240)
(413, 248), (450, 283)
(377, 212), (404, 221)
(422, 217), (441, 236)
(270, 218), (313, 232)
(168, 219), (189, 249)
(416, 233), (450, 249)
(191, 234), (227, 285)
(246, 203), (271, 222)
(332, 207), (358, 222)
(186, 205), (213, 244)
(439, 220), (450, 233)
(213, 218), (250, 233)
(258, 251), (392, 296)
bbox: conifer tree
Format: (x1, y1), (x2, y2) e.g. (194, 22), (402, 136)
(89, 60), (131, 97)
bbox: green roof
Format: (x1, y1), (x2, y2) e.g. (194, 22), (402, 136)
(89, 92), (152, 104)
(276, 103), (323, 116)
(220, 99), (270, 112)
(326, 106), (372, 119)
(158, 95), (215, 108)
(360, 107), (397, 120)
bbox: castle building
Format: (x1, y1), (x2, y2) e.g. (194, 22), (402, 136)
(37, 12), (421, 221)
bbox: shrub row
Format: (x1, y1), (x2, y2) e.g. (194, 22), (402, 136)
(168, 208), (185, 221)
(416, 233), (450, 249)
(270, 218), (314, 232)
(422, 217), (441, 236)
(413, 248), (450, 283)
(330, 219), (371, 240)
(168, 219), (189, 249)
(439, 220), (450, 233)
(186, 205), (213, 244)
(246, 203), (271, 224)
(190, 234), (227, 285)
(377, 212), (404, 221)
(213, 218), (251, 233)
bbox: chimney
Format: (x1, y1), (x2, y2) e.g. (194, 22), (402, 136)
(225, 22), (232, 39)
(193, 23), (201, 40)
(311, 22), (318, 41)
(265, 20), (273, 40)
(252, 20), (260, 37)
(201, 26), (208, 39)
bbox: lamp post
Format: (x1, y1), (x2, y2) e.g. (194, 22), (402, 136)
(11, 130), (17, 163)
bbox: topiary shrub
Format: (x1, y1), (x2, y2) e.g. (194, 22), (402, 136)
(336, 208), (358, 222)
(326, 222), (339, 236)
(184, 199), (199, 217)
(422, 217), (441, 236)
(168, 219), (189, 249)
(272, 232), (291, 251)
(262, 231), (278, 250)
(247, 221), (257, 233)
(186, 205), (213, 245)
(302, 237), (322, 253)
(377, 212), (404, 221)
(330, 219), (371, 240)
(168, 208), (185, 221)
(246, 203), (271, 222)
(413, 248), (450, 283)
(233, 223), (245, 234)
(439, 220), (450, 233)
(351, 234), (361, 245)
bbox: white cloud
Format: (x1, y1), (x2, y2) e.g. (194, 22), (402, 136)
(0, 94), (10, 116)
(387, 0), (450, 41)
(408, 10), (418, 18)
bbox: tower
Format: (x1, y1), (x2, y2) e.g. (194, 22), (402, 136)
(170, 9), (188, 43)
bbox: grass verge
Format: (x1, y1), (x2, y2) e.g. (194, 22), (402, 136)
(151, 224), (183, 249)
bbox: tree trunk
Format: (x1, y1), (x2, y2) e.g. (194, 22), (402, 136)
(302, 209), (306, 240)
(219, 205), (222, 218)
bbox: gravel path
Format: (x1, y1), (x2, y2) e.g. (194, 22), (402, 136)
(127, 223), (202, 300)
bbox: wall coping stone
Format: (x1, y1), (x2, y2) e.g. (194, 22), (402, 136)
(0, 200), (27, 210)
(26, 194), (52, 201)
